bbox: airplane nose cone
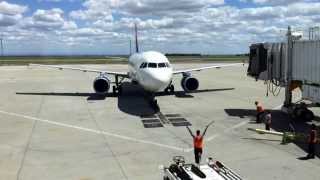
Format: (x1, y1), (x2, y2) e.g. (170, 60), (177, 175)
(156, 72), (172, 84)
(145, 69), (172, 92)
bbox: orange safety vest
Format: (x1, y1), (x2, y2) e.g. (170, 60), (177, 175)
(257, 105), (264, 113)
(194, 135), (203, 149)
(308, 130), (317, 144)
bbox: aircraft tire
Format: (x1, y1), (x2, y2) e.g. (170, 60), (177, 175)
(112, 86), (117, 95)
(118, 85), (123, 95)
(302, 109), (314, 121)
(169, 85), (175, 94)
(164, 88), (169, 94)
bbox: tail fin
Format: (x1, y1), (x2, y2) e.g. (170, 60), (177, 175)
(129, 39), (132, 56)
(134, 23), (139, 53)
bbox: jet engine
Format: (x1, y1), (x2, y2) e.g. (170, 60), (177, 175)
(93, 75), (111, 94)
(181, 73), (199, 92)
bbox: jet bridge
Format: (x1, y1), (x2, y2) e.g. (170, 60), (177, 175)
(247, 26), (320, 121)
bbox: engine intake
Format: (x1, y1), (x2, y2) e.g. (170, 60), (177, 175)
(181, 74), (199, 92)
(93, 75), (110, 94)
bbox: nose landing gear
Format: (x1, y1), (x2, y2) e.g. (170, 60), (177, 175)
(144, 92), (160, 113)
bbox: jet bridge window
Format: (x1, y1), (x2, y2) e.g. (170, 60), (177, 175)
(148, 63), (157, 68)
(158, 63), (166, 68)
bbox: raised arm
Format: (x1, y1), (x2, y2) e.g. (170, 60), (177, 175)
(202, 120), (214, 137)
(202, 125), (209, 137)
(186, 126), (195, 138)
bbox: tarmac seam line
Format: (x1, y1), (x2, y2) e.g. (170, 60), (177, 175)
(16, 96), (45, 180)
(0, 109), (190, 152)
(85, 103), (129, 180)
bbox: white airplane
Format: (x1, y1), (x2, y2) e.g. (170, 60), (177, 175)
(30, 24), (242, 104)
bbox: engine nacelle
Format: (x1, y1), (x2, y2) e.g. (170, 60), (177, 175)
(181, 73), (199, 92)
(93, 75), (110, 94)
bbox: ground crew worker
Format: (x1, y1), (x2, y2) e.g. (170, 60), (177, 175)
(186, 123), (211, 165)
(255, 101), (265, 123)
(264, 111), (272, 130)
(306, 124), (317, 159)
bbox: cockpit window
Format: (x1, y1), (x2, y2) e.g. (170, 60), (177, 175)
(148, 63), (157, 68)
(158, 63), (166, 68)
(165, 63), (170, 67)
(140, 62), (147, 68)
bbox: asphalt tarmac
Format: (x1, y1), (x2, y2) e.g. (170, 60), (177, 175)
(0, 64), (319, 180)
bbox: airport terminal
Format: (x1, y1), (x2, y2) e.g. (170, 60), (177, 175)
(0, 1), (320, 180)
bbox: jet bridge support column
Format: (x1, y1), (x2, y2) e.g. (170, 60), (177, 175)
(284, 26), (293, 107)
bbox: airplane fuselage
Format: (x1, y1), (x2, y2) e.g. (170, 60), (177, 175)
(128, 51), (173, 92)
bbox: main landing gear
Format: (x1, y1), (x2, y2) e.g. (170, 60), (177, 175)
(112, 75), (124, 96)
(164, 84), (175, 94)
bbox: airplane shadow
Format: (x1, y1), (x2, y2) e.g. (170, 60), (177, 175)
(119, 83), (235, 116)
(116, 82), (156, 116)
(225, 108), (320, 159)
(156, 88), (235, 98)
(16, 92), (114, 101)
(16, 82), (235, 116)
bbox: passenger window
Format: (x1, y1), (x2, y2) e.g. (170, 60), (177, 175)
(148, 63), (157, 68)
(158, 63), (166, 68)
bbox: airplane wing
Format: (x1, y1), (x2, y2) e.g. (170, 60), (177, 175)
(29, 64), (128, 77)
(173, 63), (243, 74)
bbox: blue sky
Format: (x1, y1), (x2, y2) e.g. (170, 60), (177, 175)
(0, 0), (319, 55)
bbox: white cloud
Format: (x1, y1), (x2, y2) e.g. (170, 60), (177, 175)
(38, 0), (79, 2)
(0, 1), (27, 15)
(0, 14), (23, 27)
(0, 1), (27, 27)
(65, 27), (105, 37)
(252, 0), (304, 5)
(70, 0), (114, 21)
(287, 2), (320, 16)
(38, 0), (62, 2)
(4, 0), (320, 55)
(70, 0), (225, 21)
(33, 8), (64, 22)
(62, 21), (78, 30)
(22, 8), (77, 32)
(115, 0), (224, 15)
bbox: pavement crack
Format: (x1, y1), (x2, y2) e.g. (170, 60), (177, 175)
(85, 102), (129, 180)
(16, 95), (45, 180)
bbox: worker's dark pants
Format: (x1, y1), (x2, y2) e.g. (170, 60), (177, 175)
(256, 112), (264, 123)
(308, 143), (316, 158)
(265, 124), (270, 130)
(194, 148), (203, 164)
